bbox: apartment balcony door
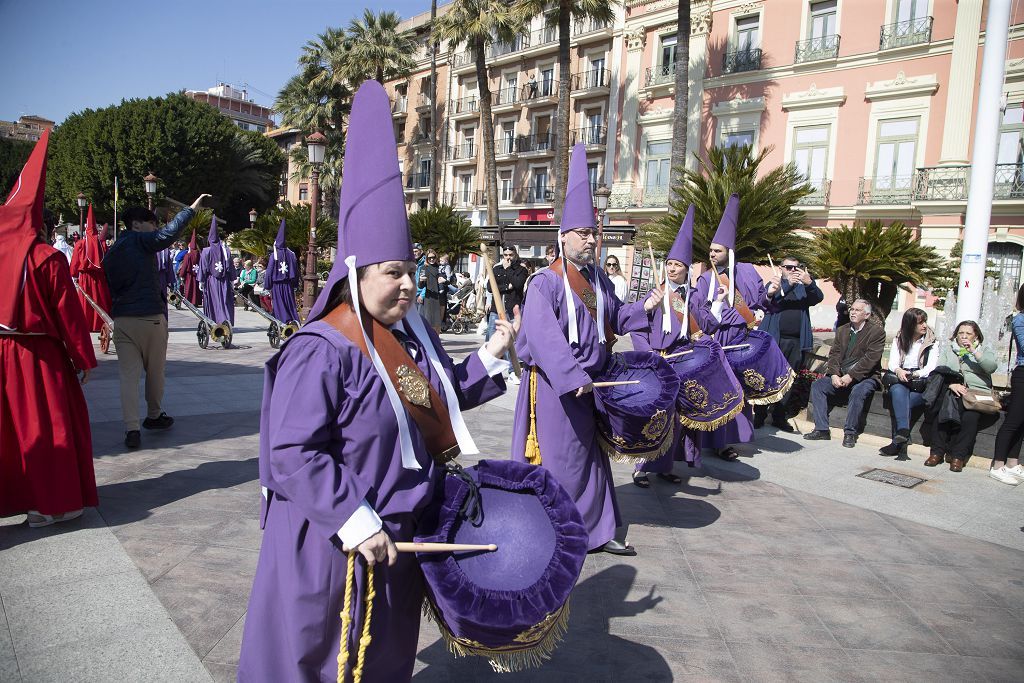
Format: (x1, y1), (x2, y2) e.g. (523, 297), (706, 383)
(541, 67), (554, 96)
(793, 126), (829, 188)
(809, 0), (837, 40)
(874, 118), (918, 196)
(501, 124), (516, 155)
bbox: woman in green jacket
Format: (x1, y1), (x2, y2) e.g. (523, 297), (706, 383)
(236, 259), (258, 311)
(927, 320), (998, 472)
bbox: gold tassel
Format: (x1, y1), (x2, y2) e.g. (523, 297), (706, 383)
(524, 367), (542, 466)
(337, 554), (376, 683)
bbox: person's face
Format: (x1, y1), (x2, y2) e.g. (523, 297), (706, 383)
(915, 317), (928, 338)
(131, 219), (159, 233)
(604, 257), (620, 275)
(709, 243), (728, 268)
(360, 261), (416, 326)
(665, 259), (688, 285)
(545, 249), (556, 264)
(502, 248), (515, 265)
(413, 247), (423, 261)
(781, 259), (801, 280)
(956, 324), (977, 348)
(425, 251), (438, 266)
(562, 228), (597, 265)
(848, 301), (870, 325)
(233, 258), (241, 267)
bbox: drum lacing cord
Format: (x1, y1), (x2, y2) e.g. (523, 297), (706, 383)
(446, 462), (484, 527)
(337, 552), (376, 683)
(525, 367), (542, 466)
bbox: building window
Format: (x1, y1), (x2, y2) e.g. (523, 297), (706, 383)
(419, 198), (429, 210)
(721, 130), (755, 149)
(870, 118), (918, 201)
(459, 174), (474, 205)
(463, 127), (475, 156)
(588, 162), (600, 194)
(660, 34), (677, 67)
(988, 242), (1023, 286)
(792, 125), (830, 187)
(998, 105), (1024, 166)
(644, 141), (672, 196)
(298, 185), (308, 202)
(500, 171), (513, 201)
(541, 67), (555, 96)
(736, 15), (760, 51)
(532, 169), (549, 202)
(808, 0), (837, 40)
(500, 123), (516, 154)
(895, 0), (928, 23)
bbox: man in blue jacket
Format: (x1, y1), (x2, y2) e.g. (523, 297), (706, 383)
(755, 256), (823, 431)
(103, 194), (209, 448)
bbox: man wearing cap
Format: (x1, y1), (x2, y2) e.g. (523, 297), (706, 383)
(511, 143), (663, 556)
(694, 194), (780, 461)
(265, 219), (300, 324)
(198, 214), (235, 326)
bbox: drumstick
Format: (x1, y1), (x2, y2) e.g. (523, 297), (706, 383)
(395, 542), (497, 553)
(647, 241), (660, 287)
(767, 253), (778, 275)
(663, 343), (751, 360)
(723, 343), (751, 351)
(479, 242), (522, 376)
(593, 380), (641, 387)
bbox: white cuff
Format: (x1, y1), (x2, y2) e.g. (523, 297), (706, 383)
(477, 347), (512, 377)
(336, 500), (383, 548)
(711, 301), (724, 321)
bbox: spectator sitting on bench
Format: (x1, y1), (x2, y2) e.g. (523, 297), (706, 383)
(804, 298), (886, 448)
(880, 307), (938, 456)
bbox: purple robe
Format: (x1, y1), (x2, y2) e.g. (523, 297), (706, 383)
(693, 262), (770, 449)
(629, 283), (720, 472)
(198, 243), (235, 325)
(510, 265), (649, 550)
(266, 244), (300, 323)
(239, 318), (505, 682)
(156, 248), (176, 291)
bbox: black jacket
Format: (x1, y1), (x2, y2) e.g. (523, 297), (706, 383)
(490, 261), (529, 315)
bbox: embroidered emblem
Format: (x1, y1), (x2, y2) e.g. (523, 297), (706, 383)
(278, 261), (288, 275)
(742, 369), (766, 392)
(214, 261), (224, 274)
(641, 409), (669, 440)
(671, 295), (685, 313)
(396, 365), (431, 407)
(682, 380), (709, 409)
(582, 289), (598, 310)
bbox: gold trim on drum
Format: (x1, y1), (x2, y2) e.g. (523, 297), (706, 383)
(678, 394), (746, 431)
(596, 424), (675, 465)
(744, 369), (797, 406)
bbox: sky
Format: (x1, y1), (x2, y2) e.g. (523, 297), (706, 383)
(0, 0), (432, 124)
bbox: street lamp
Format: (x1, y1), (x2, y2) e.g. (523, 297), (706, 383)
(144, 172), (158, 211)
(76, 192), (87, 235)
(249, 208), (258, 227)
(593, 184), (611, 261)
(302, 131), (327, 313)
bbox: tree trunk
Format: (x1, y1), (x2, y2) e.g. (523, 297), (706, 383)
(475, 40), (499, 226)
(553, 3), (572, 223)
(670, 2), (691, 191)
(428, 0), (439, 207)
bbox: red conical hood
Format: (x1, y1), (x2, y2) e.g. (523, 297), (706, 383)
(188, 227), (198, 252)
(84, 204), (101, 266)
(85, 205), (97, 236)
(0, 130), (49, 329)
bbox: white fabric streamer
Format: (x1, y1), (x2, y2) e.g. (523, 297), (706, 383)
(559, 235), (579, 345)
(661, 262), (672, 335)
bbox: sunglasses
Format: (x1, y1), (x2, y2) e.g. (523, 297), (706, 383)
(606, 262), (619, 268)
(782, 264), (801, 271)
(503, 253), (515, 257)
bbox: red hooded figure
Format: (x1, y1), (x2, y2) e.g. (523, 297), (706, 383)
(70, 204), (114, 334)
(177, 227), (203, 307)
(0, 130), (98, 524)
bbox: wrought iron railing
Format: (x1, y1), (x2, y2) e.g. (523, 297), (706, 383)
(795, 179), (832, 206)
(521, 80), (558, 101)
(994, 163), (1024, 200)
(491, 34), (530, 58)
(443, 191), (479, 207)
(645, 62), (677, 87)
(492, 86), (519, 107)
(446, 143), (476, 161)
(529, 26), (558, 48)
(416, 94), (433, 110)
(516, 133), (554, 153)
(392, 97), (408, 114)
(452, 96), (479, 115)
(857, 175), (914, 204)
(571, 125), (608, 146)
(405, 172), (432, 190)
(794, 34), (840, 63)
(879, 16), (933, 50)
(572, 68), (609, 91)
(639, 185), (669, 208)
(574, 18), (610, 35)
(452, 50), (473, 68)
(913, 166), (968, 201)
(722, 48), (762, 74)
(522, 185), (554, 203)
(495, 136), (518, 156)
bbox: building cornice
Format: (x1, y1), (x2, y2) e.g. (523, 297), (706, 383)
(711, 96), (766, 117)
(781, 85), (846, 111)
(864, 71), (939, 101)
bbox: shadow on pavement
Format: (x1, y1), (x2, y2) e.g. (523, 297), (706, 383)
(697, 458), (761, 482)
(413, 565), (669, 681)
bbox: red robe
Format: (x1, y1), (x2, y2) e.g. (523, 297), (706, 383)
(178, 248), (202, 307)
(0, 242), (98, 516)
(70, 236), (112, 333)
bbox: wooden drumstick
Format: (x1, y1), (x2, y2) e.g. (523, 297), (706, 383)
(647, 241), (661, 287)
(767, 252), (778, 275)
(395, 542), (497, 553)
(664, 343), (750, 360)
(723, 343), (751, 351)
(479, 242), (522, 376)
(593, 380), (641, 387)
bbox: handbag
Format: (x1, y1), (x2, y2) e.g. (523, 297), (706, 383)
(881, 370), (926, 393)
(960, 389), (1002, 414)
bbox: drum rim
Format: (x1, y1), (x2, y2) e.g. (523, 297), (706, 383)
(594, 351), (681, 415)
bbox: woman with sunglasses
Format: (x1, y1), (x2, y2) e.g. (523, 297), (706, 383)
(604, 256), (628, 301)
(418, 249), (443, 332)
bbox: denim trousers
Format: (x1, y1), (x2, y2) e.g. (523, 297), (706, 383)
(809, 376), (877, 433)
(888, 383), (926, 431)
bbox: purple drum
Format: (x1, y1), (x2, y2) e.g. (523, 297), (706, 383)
(664, 337), (745, 431)
(722, 330), (795, 405)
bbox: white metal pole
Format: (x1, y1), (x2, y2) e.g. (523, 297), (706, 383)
(955, 0), (1012, 324)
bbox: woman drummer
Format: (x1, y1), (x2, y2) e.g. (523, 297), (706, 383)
(237, 81), (517, 683)
(630, 205), (725, 486)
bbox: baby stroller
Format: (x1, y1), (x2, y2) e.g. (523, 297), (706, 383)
(443, 283), (481, 334)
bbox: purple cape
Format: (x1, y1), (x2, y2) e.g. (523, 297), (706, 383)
(510, 265), (650, 550)
(266, 244), (300, 323)
(198, 244), (235, 325)
(239, 319), (505, 682)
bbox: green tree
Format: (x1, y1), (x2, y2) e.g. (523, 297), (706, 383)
(409, 204), (482, 262)
(45, 93), (283, 230)
(807, 220), (946, 323)
(0, 138), (34, 194)
(640, 144), (813, 265)
(437, 0), (523, 225)
(343, 10), (417, 85)
(516, 0), (618, 220)
(229, 202), (338, 279)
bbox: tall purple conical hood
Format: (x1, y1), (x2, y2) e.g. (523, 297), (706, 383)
(308, 80), (412, 321)
(711, 194), (739, 250)
(274, 218), (287, 247)
(560, 143), (594, 232)
(667, 204), (695, 265)
(208, 214), (220, 244)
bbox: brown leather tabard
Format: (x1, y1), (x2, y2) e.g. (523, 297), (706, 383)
(550, 258), (616, 348)
(716, 271), (757, 328)
(322, 305), (459, 463)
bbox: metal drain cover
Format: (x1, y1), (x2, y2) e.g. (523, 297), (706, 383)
(857, 469), (925, 489)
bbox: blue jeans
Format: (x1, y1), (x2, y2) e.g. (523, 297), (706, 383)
(888, 382), (926, 432)
(810, 376), (877, 434)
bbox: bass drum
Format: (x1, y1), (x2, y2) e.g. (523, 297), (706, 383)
(722, 330), (795, 405)
(664, 337), (745, 431)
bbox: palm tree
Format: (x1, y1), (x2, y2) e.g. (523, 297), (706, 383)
(343, 10), (417, 85)
(437, 0), (523, 226)
(409, 203), (482, 262)
(670, 2), (690, 190)
(230, 202), (338, 273)
(640, 144), (813, 266)
(516, 0), (618, 221)
(808, 220), (946, 324)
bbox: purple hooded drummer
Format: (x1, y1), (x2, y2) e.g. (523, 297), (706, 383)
(510, 143), (664, 557)
(197, 214), (236, 325)
(237, 81), (516, 683)
(694, 194), (782, 461)
(265, 218), (300, 323)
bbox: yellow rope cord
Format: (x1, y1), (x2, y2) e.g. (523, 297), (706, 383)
(524, 367), (542, 465)
(353, 564), (375, 683)
(337, 552), (357, 683)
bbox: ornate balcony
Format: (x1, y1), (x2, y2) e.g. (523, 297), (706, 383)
(795, 179), (832, 206)
(392, 97), (408, 116)
(857, 175), (914, 204)
(443, 191), (480, 208)
(446, 142), (477, 162)
(571, 125), (607, 147)
(490, 34), (530, 59)
(722, 48), (762, 75)
(879, 16), (933, 50)
(574, 18), (610, 37)
(491, 86), (520, 109)
(913, 166), (968, 201)
(450, 95), (479, 119)
(994, 163), (1024, 200)
(516, 133), (554, 155)
(572, 68), (609, 94)
(405, 172), (432, 191)
(520, 80), (558, 104)
(528, 26), (557, 50)
(794, 34), (840, 63)
(645, 62), (676, 87)
(494, 136), (518, 157)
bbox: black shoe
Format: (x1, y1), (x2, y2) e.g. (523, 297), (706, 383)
(893, 428), (911, 445)
(601, 539), (637, 556)
(803, 430), (831, 441)
(879, 442), (901, 456)
(772, 420), (795, 433)
(632, 472), (650, 489)
(753, 414), (766, 429)
(124, 430), (141, 448)
(142, 413), (174, 430)
(842, 433), (857, 448)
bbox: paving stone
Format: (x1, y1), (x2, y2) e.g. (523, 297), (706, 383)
(704, 591), (838, 647)
(910, 602), (1024, 659)
(806, 595), (950, 654)
(727, 642), (864, 683)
